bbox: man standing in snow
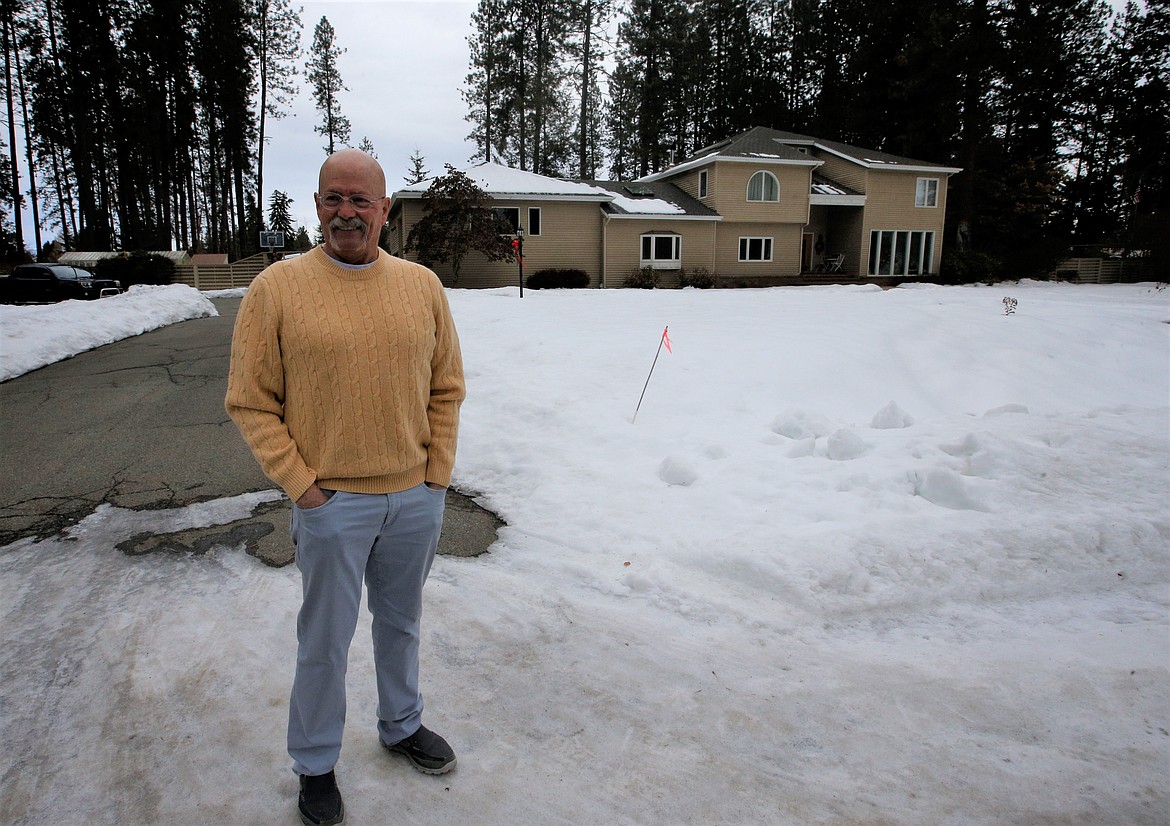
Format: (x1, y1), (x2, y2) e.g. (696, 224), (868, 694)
(225, 148), (465, 826)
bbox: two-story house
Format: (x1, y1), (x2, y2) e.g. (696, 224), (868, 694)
(387, 127), (961, 288)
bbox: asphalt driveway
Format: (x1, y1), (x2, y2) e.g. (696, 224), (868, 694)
(0, 298), (500, 561)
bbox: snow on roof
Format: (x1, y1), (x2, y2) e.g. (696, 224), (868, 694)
(609, 195), (686, 215)
(397, 162), (612, 199)
(812, 181), (848, 195)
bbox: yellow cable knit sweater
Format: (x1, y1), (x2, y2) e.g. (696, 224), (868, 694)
(225, 247), (465, 502)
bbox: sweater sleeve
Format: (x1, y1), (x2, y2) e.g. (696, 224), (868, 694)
(423, 279), (466, 487)
(224, 276), (317, 501)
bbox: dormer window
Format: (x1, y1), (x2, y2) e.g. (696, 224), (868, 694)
(747, 171), (779, 202)
(698, 169), (708, 199)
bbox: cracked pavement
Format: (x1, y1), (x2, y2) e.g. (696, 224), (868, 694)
(0, 298), (501, 561)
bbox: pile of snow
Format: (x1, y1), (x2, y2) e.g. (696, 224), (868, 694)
(1, 280), (1167, 823)
(0, 283), (216, 381)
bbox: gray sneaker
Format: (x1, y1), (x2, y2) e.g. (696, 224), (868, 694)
(382, 725), (457, 775)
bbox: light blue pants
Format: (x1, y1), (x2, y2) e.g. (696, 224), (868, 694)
(287, 484), (446, 777)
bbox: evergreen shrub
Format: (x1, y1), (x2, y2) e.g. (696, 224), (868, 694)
(678, 267), (715, 288)
(939, 249), (1002, 284)
(623, 267), (659, 288)
(94, 251), (176, 290)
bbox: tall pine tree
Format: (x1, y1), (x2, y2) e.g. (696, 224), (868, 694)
(251, 0), (301, 237)
(611, 0), (691, 176)
(307, 15), (350, 155)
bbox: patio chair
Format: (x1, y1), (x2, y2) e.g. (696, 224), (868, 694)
(823, 253), (844, 273)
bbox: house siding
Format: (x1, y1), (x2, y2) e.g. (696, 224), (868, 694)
(805, 206), (831, 264)
(714, 221), (804, 277)
(707, 162), (813, 224)
(834, 208), (866, 276)
(674, 165), (718, 210)
(392, 198), (605, 288)
(860, 171), (950, 274)
(602, 217), (717, 287)
(811, 151), (868, 192)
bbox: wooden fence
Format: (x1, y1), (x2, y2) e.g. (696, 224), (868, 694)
(1051, 257), (1150, 283)
(172, 253), (273, 290)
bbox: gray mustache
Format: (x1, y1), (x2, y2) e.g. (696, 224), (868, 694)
(330, 217), (367, 232)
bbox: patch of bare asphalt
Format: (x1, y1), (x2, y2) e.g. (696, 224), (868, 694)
(3, 489), (503, 565)
(109, 488), (503, 567)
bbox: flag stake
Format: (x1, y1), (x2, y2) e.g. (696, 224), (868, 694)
(632, 326), (671, 423)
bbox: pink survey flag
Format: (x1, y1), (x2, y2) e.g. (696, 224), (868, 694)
(633, 324), (673, 423)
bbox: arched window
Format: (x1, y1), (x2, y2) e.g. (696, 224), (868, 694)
(747, 171), (779, 202)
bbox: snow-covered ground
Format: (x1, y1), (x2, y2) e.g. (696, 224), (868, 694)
(2, 280), (1168, 824)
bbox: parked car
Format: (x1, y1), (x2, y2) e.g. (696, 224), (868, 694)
(0, 264), (122, 304)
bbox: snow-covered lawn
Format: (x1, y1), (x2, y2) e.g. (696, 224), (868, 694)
(2, 280), (1168, 824)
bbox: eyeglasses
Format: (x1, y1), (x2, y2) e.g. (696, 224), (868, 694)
(318, 193), (385, 211)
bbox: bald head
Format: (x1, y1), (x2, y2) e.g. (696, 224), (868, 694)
(318, 148), (386, 195)
(315, 148), (392, 265)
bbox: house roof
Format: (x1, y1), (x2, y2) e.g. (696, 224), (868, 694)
(58, 250), (191, 265)
(393, 162), (613, 202)
(639, 126), (961, 181)
(190, 253), (229, 265)
(589, 180), (720, 220)
(795, 132), (963, 173)
(811, 174), (862, 197)
(693, 129), (822, 164)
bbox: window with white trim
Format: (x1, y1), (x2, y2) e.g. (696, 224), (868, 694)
(698, 169), (708, 199)
(747, 170), (779, 202)
(738, 237), (773, 262)
(915, 178), (939, 207)
(640, 234), (681, 269)
(869, 230), (935, 276)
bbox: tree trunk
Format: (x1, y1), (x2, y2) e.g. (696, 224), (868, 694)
(953, 0), (990, 250)
(3, 16), (25, 254)
(13, 25), (42, 256)
(577, 1), (592, 179)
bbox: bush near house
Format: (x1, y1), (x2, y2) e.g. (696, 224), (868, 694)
(527, 268), (590, 289)
(939, 249), (1002, 284)
(623, 267), (660, 288)
(678, 267), (715, 288)
(93, 252), (176, 290)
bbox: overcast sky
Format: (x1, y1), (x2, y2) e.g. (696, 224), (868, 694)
(11, 0), (1137, 253)
(267, 0), (481, 233)
(7, 0), (479, 251)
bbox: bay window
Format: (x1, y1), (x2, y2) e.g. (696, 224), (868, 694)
(640, 234), (681, 269)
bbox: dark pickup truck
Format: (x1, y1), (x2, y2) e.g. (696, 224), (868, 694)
(0, 264), (122, 304)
